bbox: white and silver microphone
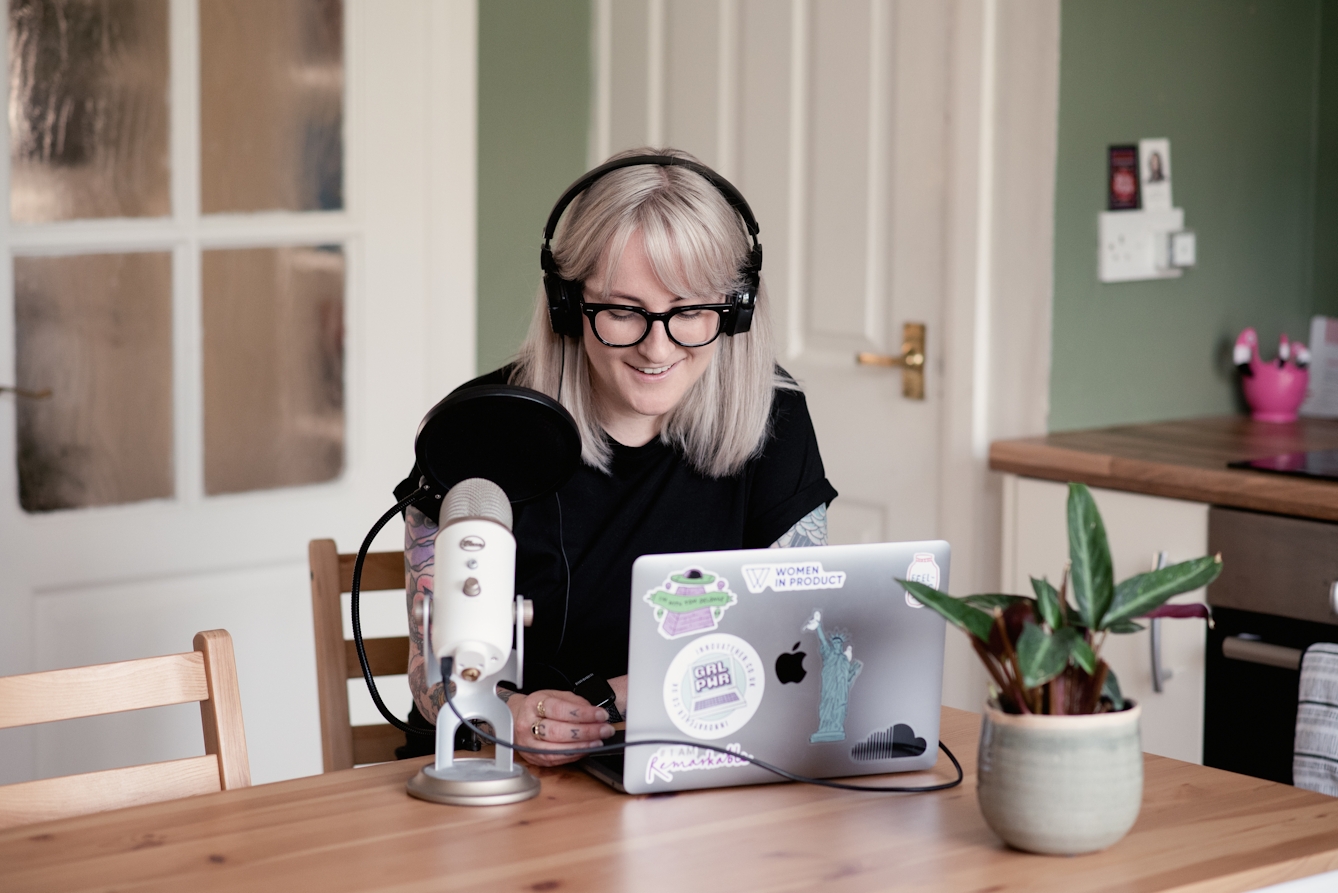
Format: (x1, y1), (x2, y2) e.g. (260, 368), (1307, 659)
(431, 478), (516, 682)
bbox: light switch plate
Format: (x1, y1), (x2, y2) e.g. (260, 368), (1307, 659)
(1169, 230), (1196, 267)
(1099, 208), (1184, 283)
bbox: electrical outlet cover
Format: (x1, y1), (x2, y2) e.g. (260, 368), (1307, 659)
(1098, 208), (1184, 283)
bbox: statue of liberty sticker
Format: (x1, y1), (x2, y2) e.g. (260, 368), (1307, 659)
(803, 611), (863, 743)
(663, 634), (765, 739)
(643, 567), (738, 639)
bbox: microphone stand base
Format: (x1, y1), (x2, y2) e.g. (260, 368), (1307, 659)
(407, 759), (541, 807)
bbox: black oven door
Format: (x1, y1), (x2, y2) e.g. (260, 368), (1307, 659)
(1204, 606), (1338, 784)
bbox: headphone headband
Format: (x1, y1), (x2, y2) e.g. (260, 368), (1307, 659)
(542, 154), (760, 246)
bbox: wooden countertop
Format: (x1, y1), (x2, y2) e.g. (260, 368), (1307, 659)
(5, 707), (1338, 892)
(990, 416), (1338, 521)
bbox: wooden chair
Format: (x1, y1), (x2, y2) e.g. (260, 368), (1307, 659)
(0, 630), (250, 830)
(309, 539), (410, 771)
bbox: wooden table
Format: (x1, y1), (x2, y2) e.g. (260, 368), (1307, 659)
(989, 416), (1338, 522)
(5, 707), (1338, 893)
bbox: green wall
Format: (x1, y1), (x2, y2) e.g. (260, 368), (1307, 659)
(1049, 0), (1324, 431)
(1315, 1), (1338, 317)
(476, 0), (591, 375)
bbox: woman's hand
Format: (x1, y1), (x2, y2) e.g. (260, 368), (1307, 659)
(506, 690), (615, 767)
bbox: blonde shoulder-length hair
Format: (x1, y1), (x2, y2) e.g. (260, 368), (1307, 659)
(511, 147), (793, 479)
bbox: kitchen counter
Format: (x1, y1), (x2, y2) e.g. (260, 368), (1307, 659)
(989, 416), (1338, 521)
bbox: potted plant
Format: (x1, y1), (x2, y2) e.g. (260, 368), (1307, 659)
(901, 483), (1222, 855)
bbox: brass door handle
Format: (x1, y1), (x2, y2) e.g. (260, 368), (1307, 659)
(856, 322), (925, 400)
(0, 386), (51, 399)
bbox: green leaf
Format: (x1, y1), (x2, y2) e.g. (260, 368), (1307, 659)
(1101, 555), (1224, 629)
(1067, 483), (1115, 629)
(1069, 635), (1097, 674)
(898, 579), (995, 642)
(962, 593), (1028, 612)
(1102, 667), (1124, 711)
(1030, 577), (1064, 629)
(1105, 619), (1145, 633)
(1016, 622), (1071, 689)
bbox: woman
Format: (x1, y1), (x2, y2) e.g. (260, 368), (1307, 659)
(396, 148), (836, 766)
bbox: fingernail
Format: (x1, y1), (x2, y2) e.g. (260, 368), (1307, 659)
(600, 724), (615, 738)
(596, 708), (609, 722)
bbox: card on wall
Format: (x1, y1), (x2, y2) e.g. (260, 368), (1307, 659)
(1139, 138), (1172, 212)
(1107, 144), (1141, 210)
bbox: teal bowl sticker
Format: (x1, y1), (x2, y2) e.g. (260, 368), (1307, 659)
(643, 567), (738, 639)
(663, 633), (764, 740)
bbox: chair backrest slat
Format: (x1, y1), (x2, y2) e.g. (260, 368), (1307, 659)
(351, 725), (404, 766)
(0, 756), (221, 830)
(344, 637), (410, 680)
(0, 652), (208, 730)
(338, 551), (404, 594)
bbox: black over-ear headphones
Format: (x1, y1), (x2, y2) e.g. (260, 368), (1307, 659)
(540, 154), (763, 339)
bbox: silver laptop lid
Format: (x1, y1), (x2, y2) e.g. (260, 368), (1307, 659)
(621, 541), (949, 794)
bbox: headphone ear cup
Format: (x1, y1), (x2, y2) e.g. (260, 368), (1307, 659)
(544, 273), (584, 338)
(723, 245), (762, 336)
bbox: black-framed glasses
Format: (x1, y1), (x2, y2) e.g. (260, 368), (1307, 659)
(581, 302), (732, 348)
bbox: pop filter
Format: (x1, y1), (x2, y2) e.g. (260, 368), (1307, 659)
(414, 384), (581, 504)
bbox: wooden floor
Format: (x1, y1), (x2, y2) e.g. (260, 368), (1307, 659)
(4, 708), (1338, 892)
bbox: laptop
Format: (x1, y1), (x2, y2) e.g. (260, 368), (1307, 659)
(583, 540), (949, 794)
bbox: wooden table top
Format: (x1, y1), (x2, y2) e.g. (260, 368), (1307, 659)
(989, 416), (1338, 521)
(5, 707), (1338, 893)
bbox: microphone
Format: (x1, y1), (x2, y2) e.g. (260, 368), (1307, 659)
(431, 478), (516, 683)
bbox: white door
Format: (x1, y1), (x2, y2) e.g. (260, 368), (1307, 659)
(0, 0), (476, 785)
(593, 0), (1060, 708)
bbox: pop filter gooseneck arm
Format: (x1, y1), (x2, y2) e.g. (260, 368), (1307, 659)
(352, 485), (430, 735)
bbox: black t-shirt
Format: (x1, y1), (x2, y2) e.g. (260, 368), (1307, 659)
(394, 366), (837, 694)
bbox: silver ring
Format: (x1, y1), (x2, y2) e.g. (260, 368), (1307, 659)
(532, 722), (543, 739)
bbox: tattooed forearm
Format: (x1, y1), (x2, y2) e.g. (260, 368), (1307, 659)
(771, 503), (828, 549)
(405, 505), (444, 723)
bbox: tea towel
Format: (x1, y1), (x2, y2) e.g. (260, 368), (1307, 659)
(1294, 642), (1338, 796)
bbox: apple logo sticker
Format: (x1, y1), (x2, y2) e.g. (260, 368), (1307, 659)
(775, 641), (807, 685)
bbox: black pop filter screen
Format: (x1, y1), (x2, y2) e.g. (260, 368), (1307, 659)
(414, 384), (582, 503)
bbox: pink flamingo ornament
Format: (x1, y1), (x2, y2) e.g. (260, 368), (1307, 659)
(1233, 328), (1310, 423)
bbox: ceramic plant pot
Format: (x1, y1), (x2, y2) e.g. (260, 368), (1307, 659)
(976, 700), (1143, 855)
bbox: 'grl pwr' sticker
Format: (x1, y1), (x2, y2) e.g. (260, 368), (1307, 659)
(662, 634), (765, 740)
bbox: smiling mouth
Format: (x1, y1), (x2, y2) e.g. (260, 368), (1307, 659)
(630, 362), (675, 377)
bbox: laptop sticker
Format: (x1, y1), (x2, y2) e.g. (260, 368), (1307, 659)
(663, 633), (765, 739)
(902, 552), (940, 608)
(851, 724), (928, 761)
(740, 562), (846, 594)
(644, 742), (753, 785)
(803, 611), (863, 743)
(643, 567), (738, 640)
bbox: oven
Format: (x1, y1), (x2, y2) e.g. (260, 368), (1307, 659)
(1203, 506), (1338, 785)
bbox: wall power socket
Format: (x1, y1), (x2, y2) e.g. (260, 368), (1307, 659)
(1098, 208), (1185, 283)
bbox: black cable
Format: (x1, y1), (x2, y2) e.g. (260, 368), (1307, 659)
(352, 486), (432, 735)
(440, 657), (963, 794)
(554, 492), (572, 654)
